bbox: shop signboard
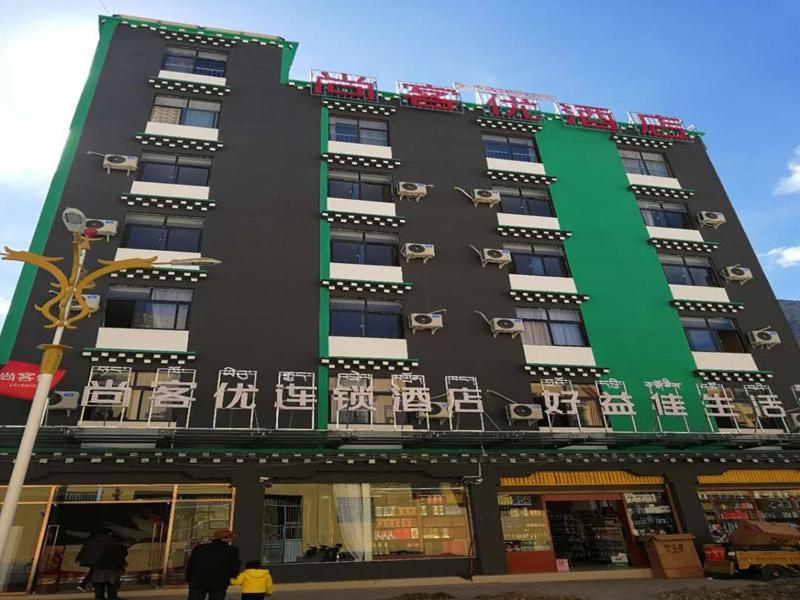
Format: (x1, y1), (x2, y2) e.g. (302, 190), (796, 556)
(397, 81), (462, 112)
(80, 366), (132, 424)
(0, 360), (66, 400)
(445, 376), (485, 432)
(310, 69), (377, 102)
(596, 379), (637, 432)
(557, 102), (618, 131)
(391, 373), (431, 431)
(628, 112), (689, 140)
(646, 379), (689, 433)
(149, 368), (197, 428)
(274, 370), (316, 430)
(213, 367), (259, 429)
(332, 372), (374, 429)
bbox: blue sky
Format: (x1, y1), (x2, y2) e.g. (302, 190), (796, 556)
(0, 0), (798, 327)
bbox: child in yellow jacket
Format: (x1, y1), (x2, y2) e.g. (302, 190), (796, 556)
(231, 560), (274, 599)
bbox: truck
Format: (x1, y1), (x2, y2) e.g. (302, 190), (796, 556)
(703, 520), (800, 580)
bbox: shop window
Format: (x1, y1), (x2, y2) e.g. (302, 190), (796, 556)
(505, 243), (569, 277)
(261, 483), (471, 563)
(681, 317), (745, 353)
(659, 254), (719, 287)
(328, 170), (393, 202)
(330, 229), (399, 266)
(516, 307), (588, 347)
(483, 134), (539, 163)
(150, 95), (221, 128)
(123, 213), (203, 253)
(619, 149), (672, 177)
(698, 489), (800, 543)
(497, 186), (555, 218)
(530, 381), (603, 430)
(638, 200), (692, 229)
(329, 116), (389, 146)
(162, 46), (228, 77)
(104, 286), (193, 330)
(138, 152), (213, 187)
(330, 298), (403, 339)
(498, 494), (551, 553)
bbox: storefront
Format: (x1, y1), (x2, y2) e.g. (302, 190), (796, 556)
(697, 469), (800, 543)
(0, 484), (234, 594)
(497, 471), (679, 574)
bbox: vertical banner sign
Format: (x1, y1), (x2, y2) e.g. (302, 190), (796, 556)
(275, 371), (317, 430)
(213, 367), (259, 429)
(310, 69), (378, 102)
(0, 360), (66, 400)
(628, 112), (688, 140)
(332, 372), (374, 429)
(391, 373), (431, 431)
(596, 379), (637, 432)
(397, 81), (462, 112)
(80, 366), (132, 425)
(557, 102), (618, 131)
(646, 379), (688, 433)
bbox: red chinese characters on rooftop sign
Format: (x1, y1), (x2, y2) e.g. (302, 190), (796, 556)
(630, 112), (688, 140)
(558, 102), (618, 132)
(475, 85), (543, 122)
(397, 81), (462, 112)
(311, 69), (377, 102)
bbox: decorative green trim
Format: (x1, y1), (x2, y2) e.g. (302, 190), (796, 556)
(110, 14), (288, 44)
(316, 365), (329, 430)
(279, 42), (298, 85)
(0, 18), (118, 363)
(317, 105), (331, 429)
(324, 278), (412, 287)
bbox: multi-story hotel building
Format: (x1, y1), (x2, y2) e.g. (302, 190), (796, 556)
(1, 13), (799, 594)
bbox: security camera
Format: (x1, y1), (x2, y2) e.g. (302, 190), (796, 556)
(61, 208), (87, 234)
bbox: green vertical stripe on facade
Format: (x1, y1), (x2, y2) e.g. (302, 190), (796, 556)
(0, 17), (118, 363)
(536, 121), (708, 432)
(316, 107), (331, 429)
(279, 43), (298, 84)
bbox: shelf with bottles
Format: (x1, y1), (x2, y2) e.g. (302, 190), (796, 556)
(623, 492), (677, 537)
(374, 526), (420, 541)
(753, 490), (800, 524)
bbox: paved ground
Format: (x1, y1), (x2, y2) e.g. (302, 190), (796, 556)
(39, 578), (763, 600)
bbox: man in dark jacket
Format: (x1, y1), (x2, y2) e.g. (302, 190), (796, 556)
(89, 535), (128, 600)
(76, 529), (114, 592)
(185, 529), (241, 600)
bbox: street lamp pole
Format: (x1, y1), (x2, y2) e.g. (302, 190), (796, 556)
(0, 208), (219, 562)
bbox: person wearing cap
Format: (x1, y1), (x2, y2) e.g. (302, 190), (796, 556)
(185, 529), (241, 600)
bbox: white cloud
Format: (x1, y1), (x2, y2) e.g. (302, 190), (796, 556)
(764, 246), (800, 267)
(774, 146), (800, 195)
(0, 296), (10, 320)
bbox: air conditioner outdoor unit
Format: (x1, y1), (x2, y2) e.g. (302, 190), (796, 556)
(418, 402), (449, 421)
(401, 243), (435, 263)
(748, 329), (781, 349)
(491, 317), (524, 339)
(85, 219), (119, 238)
(102, 154), (138, 175)
(471, 189), (501, 208)
(48, 391), (80, 412)
(698, 211), (726, 228)
(397, 182), (432, 202)
(70, 294), (101, 313)
(721, 265), (753, 285)
(481, 248), (512, 269)
(409, 313), (444, 334)
(507, 403), (543, 424)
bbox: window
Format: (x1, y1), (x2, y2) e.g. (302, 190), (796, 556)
(638, 200), (692, 229)
(104, 286), (193, 330)
(516, 307), (588, 347)
(122, 213), (203, 253)
(482, 134), (539, 163)
(659, 254), (718, 287)
(139, 153), (212, 186)
(150, 95), (221, 128)
(162, 46), (228, 77)
(497, 187), (554, 217)
(262, 483), (470, 564)
(619, 149), (671, 177)
(330, 298), (403, 338)
(681, 317), (745, 353)
(330, 230), (398, 266)
(505, 244), (569, 277)
(328, 170), (392, 202)
(329, 116), (389, 146)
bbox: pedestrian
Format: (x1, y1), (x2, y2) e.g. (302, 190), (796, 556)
(185, 529), (241, 600)
(230, 560), (273, 600)
(76, 528), (114, 592)
(90, 535), (128, 600)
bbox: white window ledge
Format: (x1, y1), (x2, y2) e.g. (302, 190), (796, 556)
(646, 226), (704, 242)
(328, 140), (393, 159)
(96, 328), (189, 352)
(509, 274), (577, 294)
(144, 121), (219, 141)
(327, 197), (396, 216)
(669, 284), (730, 303)
(627, 173), (682, 189)
(692, 352), (758, 372)
(329, 263), (404, 283)
(328, 337), (408, 359)
(157, 70), (226, 87)
(498, 213), (561, 230)
(114, 248), (201, 271)
(523, 345), (596, 366)
(130, 181), (210, 200)
(486, 157), (546, 175)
